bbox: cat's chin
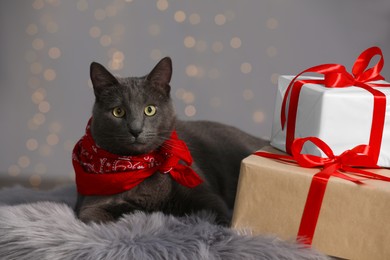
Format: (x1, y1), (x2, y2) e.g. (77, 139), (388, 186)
(98, 138), (157, 156)
(121, 142), (156, 156)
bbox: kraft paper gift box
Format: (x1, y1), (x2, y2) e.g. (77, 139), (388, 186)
(270, 46), (390, 167)
(231, 146), (390, 260)
(270, 75), (390, 167)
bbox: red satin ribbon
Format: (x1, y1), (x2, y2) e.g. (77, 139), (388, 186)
(281, 46), (389, 162)
(255, 137), (390, 245)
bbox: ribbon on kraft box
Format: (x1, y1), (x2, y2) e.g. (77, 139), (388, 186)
(255, 137), (390, 245)
(281, 46), (390, 163)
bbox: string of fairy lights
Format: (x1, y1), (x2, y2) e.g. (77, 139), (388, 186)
(6, 0), (278, 188)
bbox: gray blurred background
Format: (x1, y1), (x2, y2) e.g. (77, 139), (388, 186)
(1, 0), (389, 188)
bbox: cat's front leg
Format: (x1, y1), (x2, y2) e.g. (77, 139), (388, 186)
(77, 205), (116, 224)
(78, 201), (143, 223)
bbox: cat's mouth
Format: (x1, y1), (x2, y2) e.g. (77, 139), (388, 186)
(105, 136), (156, 155)
(130, 136), (147, 145)
(127, 139), (154, 154)
(131, 140), (146, 147)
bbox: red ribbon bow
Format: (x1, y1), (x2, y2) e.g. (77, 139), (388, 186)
(281, 46), (389, 162)
(73, 120), (203, 196)
(255, 137), (390, 245)
(158, 131), (203, 188)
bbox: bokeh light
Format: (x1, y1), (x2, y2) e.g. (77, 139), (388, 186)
(29, 174), (42, 187)
(26, 24), (38, 35)
(30, 62), (43, 74)
(186, 65), (198, 77)
(253, 110), (265, 123)
(215, 14), (226, 25)
(100, 35), (112, 47)
(26, 138), (39, 151)
(156, 0), (168, 11)
(18, 156), (31, 168)
(174, 11), (186, 23)
(185, 105), (196, 117)
(240, 62), (252, 74)
(32, 0), (44, 10)
(266, 18), (279, 29)
(184, 36), (196, 48)
(38, 100), (51, 113)
(46, 133), (59, 146)
(243, 89), (254, 100)
(230, 37), (242, 49)
(76, 0), (88, 11)
(94, 8), (106, 21)
(89, 26), (101, 38)
(31, 88), (47, 104)
(48, 47), (61, 59)
(8, 165), (21, 177)
(43, 69), (56, 81)
(32, 38), (45, 50)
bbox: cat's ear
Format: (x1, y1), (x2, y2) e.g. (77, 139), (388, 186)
(90, 62), (118, 96)
(146, 57), (172, 95)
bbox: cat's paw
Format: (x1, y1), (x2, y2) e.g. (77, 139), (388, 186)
(77, 207), (115, 224)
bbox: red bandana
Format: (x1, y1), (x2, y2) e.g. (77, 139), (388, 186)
(72, 120), (203, 195)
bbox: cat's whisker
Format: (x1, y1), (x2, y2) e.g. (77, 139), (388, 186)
(161, 142), (196, 153)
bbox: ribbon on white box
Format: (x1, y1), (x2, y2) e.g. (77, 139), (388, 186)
(270, 46), (390, 167)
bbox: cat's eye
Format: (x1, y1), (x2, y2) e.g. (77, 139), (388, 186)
(144, 105), (157, 116)
(112, 107), (126, 118)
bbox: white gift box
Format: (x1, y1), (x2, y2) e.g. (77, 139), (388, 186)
(270, 75), (390, 167)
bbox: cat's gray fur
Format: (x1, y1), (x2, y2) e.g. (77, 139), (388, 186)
(76, 57), (268, 225)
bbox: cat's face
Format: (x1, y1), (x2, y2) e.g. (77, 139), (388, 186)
(89, 57), (176, 156)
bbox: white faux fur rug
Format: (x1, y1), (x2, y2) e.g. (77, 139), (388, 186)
(0, 185), (328, 260)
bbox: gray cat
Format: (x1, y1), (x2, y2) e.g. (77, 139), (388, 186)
(74, 57), (267, 225)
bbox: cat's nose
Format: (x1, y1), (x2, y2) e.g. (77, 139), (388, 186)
(129, 121), (143, 138)
(130, 128), (142, 138)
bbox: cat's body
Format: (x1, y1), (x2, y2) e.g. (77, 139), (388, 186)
(75, 57), (267, 225)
